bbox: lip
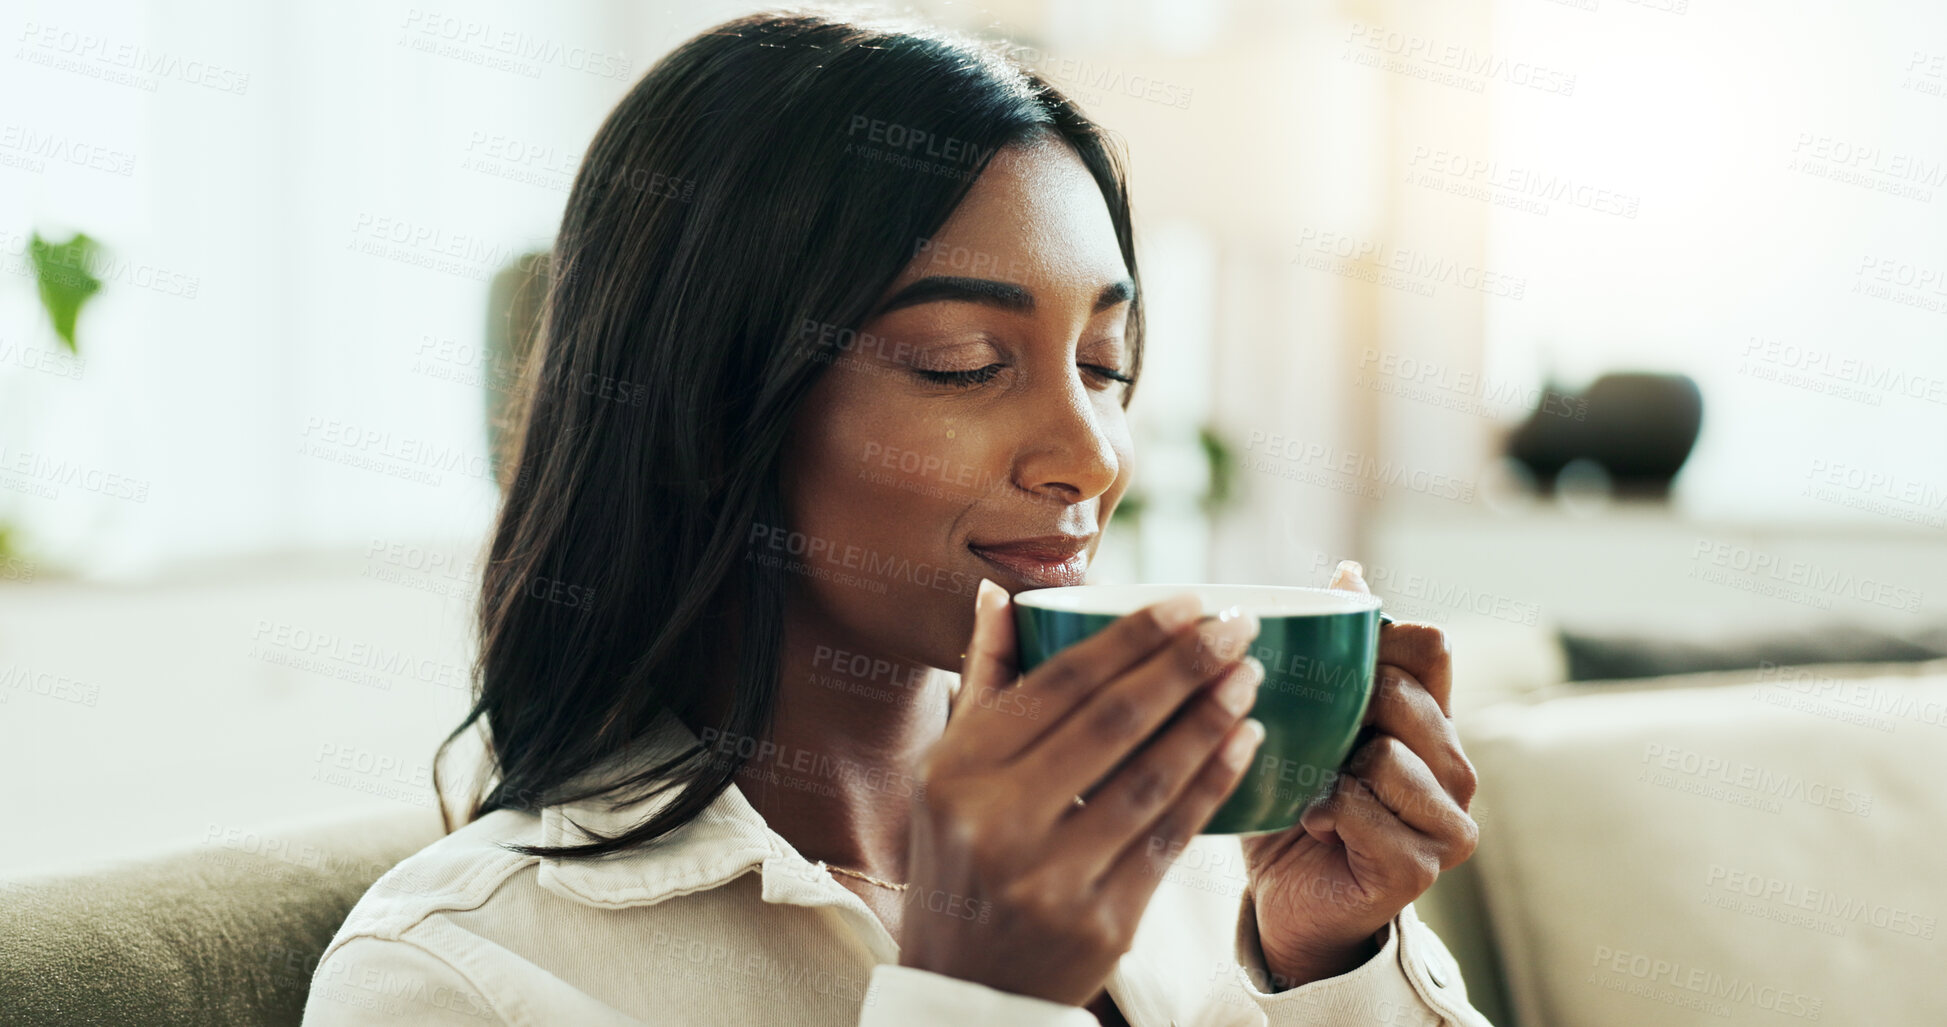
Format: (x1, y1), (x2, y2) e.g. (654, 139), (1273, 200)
(966, 534), (1094, 589)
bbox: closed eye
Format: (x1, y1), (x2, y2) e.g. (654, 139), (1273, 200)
(913, 364), (1006, 387)
(913, 363), (1133, 389)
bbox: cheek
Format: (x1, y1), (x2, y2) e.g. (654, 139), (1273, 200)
(806, 369), (1010, 516)
(779, 384), (1001, 661)
(853, 427), (1002, 501)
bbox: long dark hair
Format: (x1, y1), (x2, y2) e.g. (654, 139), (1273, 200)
(436, 8), (1146, 858)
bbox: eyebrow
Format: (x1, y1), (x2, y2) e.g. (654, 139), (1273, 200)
(869, 276), (1135, 319)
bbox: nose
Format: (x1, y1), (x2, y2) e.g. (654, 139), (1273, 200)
(1011, 368), (1122, 505)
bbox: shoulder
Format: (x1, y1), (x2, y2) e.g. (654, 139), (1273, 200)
(321, 808), (544, 958)
(307, 807), (648, 1027)
(303, 809), (532, 1024)
(302, 933), (502, 1025)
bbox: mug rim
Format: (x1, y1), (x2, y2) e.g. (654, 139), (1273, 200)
(1012, 582), (1383, 617)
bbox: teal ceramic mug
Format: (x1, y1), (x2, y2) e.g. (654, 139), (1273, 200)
(1012, 583), (1388, 836)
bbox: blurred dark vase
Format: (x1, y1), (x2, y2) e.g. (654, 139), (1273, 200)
(1506, 372), (1704, 499)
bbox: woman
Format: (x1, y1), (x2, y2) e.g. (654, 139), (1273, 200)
(303, 9), (1490, 1026)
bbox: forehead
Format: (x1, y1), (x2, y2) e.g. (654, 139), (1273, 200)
(889, 135), (1129, 299)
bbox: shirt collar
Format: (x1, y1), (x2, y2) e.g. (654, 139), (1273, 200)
(527, 709), (1185, 1015)
(533, 708), (867, 919)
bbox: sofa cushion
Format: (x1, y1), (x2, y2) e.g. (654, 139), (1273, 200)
(0, 807), (442, 1026)
(1462, 657), (1947, 1026)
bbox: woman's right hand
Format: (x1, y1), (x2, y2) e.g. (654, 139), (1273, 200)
(897, 578), (1267, 1007)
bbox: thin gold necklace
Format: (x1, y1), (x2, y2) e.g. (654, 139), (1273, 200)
(819, 861), (908, 891)
(814, 796), (1086, 893)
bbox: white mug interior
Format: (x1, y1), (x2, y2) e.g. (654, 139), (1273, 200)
(1011, 583), (1382, 618)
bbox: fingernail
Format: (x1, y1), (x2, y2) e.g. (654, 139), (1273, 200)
(1337, 559), (1364, 580)
(1223, 718), (1265, 769)
(1216, 657), (1263, 714)
(1154, 593), (1203, 633)
(1199, 610), (1259, 661)
(976, 578), (1007, 612)
(1215, 605), (1259, 633)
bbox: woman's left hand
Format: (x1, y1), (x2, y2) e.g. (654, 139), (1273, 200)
(1238, 560), (1480, 989)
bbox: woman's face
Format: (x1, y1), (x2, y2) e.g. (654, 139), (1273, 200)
(779, 135), (1136, 673)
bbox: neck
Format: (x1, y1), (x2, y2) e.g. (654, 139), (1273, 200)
(694, 592), (953, 883)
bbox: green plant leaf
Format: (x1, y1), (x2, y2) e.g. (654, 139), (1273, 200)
(30, 231), (103, 353)
(1198, 425), (1235, 514)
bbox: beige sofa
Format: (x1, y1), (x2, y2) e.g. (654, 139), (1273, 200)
(1416, 621), (1947, 1026)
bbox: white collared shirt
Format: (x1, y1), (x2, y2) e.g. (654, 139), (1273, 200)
(302, 711), (1492, 1026)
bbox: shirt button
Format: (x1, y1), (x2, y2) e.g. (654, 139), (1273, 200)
(1427, 961), (1450, 988)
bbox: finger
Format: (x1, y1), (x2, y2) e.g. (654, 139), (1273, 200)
(1313, 792), (1443, 921)
(1320, 736), (1476, 869)
(1098, 716), (1265, 905)
(1010, 608), (1260, 814)
(1326, 759), (1469, 911)
(1376, 621), (1453, 717)
(1360, 665), (1478, 808)
(979, 591), (1206, 766)
(1062, 656), (1263, 879)
(951, 578), (1018, 727)
(1326, 558), (1371, 595)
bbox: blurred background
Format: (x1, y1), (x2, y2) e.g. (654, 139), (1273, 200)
(3, 2), (1945, 1022)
